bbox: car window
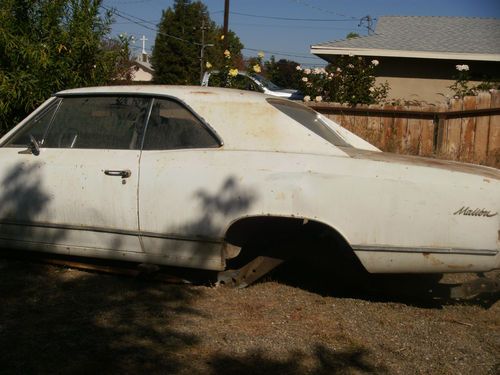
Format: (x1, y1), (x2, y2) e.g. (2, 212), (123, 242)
(142, 98), (220, 150)
(4, 99), (61, 147)
(42, 96), (151, 149)
(229, 75), (262, 92)
(207, 72), (263, 93)
(267, 98), (351, 148)
(253, 75), (282, 91)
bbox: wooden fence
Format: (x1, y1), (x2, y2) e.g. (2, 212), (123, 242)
(309, 90), (500, 169)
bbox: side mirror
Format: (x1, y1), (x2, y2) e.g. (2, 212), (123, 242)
(29, 135), (40, 156)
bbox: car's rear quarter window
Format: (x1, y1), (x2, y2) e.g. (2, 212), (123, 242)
(267, 98), (351, 148)
(142, 98), (220, 150)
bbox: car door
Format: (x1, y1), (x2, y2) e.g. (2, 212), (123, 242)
(0, 95), (149, 258)
(138, 97), (227, 270)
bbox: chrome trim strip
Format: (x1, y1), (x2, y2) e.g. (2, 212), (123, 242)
(0, 220), (222, 244)
(352, 244), (498, 256)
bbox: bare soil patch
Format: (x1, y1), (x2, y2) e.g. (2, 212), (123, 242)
(0, 258), (498, 374)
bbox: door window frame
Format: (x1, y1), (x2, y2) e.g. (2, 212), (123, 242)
(2, 93), (224, 150)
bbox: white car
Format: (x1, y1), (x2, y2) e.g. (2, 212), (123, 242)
(201, 71), (303, 99)
(0, 86), (498, 286)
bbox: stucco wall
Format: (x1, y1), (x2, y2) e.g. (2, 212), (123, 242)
(377, 76), (483, 104)
(132, 68), (153, 82)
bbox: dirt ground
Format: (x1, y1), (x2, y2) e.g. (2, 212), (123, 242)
(0, 257), (499, 375)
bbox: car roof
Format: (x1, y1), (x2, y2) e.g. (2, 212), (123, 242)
(57, 85), (264, 102)
(55, 86), (354, 156)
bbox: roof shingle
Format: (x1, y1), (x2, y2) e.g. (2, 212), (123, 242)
(313, 16), (500, 55)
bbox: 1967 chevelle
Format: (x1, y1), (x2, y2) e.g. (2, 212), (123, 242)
(0, 86), (498, 286)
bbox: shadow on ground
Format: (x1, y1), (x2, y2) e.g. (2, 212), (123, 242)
(0, 258), (389, 375)
(208, 345), (386, 375)
(267, 258), (500, 309)
(0, 260), (201, 374)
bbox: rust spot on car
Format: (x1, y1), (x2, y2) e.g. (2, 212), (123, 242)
(422, 252), (444, 266)
(275, 192), (286, 200)
(190, 91), (215, 95)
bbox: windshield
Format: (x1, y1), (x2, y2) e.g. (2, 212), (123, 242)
(252, 75), (282, 91)
(267, 98), (351, 148)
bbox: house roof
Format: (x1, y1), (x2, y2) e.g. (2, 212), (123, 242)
(311, 16), (500, 61)
(133, 58), (154, 73)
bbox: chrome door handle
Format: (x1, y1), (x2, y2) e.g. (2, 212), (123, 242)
(104, 169), (132, 178)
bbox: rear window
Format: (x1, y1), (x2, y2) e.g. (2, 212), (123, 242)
(267, 98), (351, 148)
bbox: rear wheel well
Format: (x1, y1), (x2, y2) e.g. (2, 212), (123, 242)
(224, 216), (362, 268)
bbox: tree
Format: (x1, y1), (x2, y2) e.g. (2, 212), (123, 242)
(346, 32), (360, 39)
(152, 0), (243, 85)
(264, 56), (301, 89)
(0, 0), (130, 135)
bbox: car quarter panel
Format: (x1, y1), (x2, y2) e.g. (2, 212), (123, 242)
(138, 148), (499, 272)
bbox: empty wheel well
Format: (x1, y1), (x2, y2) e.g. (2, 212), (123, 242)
(224, 216), (362, 267)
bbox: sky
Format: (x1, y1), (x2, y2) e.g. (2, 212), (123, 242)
(102, 0), (500, 67)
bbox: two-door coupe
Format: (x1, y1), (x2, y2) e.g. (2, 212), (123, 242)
(0, 86), (498, 286)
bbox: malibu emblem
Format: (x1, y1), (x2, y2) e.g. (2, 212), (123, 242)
(453, 206), (498, 218)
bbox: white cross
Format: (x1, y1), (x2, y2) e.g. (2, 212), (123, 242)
(140, 35), (148, 55)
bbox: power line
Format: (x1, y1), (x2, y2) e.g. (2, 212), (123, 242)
(287, 0), (359, 20)
(231, 22), (358, 31)
(101, 5), (200, 46)
(242, 47), (321, 60)
(230, 11), (357, 22)
(103, 5), (326, 62)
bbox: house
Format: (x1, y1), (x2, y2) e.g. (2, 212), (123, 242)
(131, 53), (154, 82)
(310, 16), (500, 103)
(130, 35), (153, 82)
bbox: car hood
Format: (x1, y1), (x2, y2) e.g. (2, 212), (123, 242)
(339, 147), (500, 180)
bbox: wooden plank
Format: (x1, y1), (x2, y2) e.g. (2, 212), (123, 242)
(443, 98), (463, 160)
(339, 108), (354, 133)
(355, 105), (370, 143)
(459, 96), (477, 163)
(419, 105), (435, 157)
(487, 90), (500, 168)
(407, 105), (423, 155)
(435, 103), (448, 156)
(367, 104), (382, 146)
(393, 105), (408, 154)
(380, 104), (394, 152)
(473, 92), (491, 164)
(332, 113), (343, 125)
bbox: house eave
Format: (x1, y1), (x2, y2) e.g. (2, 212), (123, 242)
(310, 47), (500, 62)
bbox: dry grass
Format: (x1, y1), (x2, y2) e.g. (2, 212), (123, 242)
(0, 258), (498, 375)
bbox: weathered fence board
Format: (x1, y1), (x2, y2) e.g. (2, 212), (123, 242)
(488, 91), (500, 167)
(473, 92), (491, 164)
(443, 99), (463, 160)
(312, 91), (500, 169)
(460, 96), (476, 163)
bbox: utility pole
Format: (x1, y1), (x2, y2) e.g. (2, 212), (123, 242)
(199, 18), (213, 84)
(223, 0), (230, 48)
(359, 15), (375, 35)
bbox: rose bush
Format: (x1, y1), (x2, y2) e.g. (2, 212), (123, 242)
(296, 55), (389, 105)
(449, 63), (500, 98)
